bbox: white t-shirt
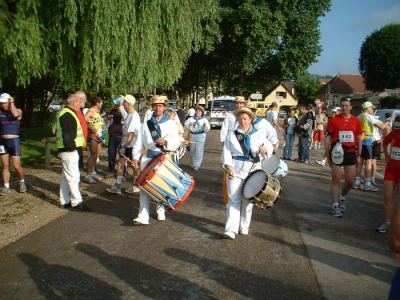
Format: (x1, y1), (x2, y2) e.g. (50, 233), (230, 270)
(266, 110), (278, 125)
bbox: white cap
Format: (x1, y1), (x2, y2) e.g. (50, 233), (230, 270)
(331, 143), (344, 165)
(0, 93), (10, 103)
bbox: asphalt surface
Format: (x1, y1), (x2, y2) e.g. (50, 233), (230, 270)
(0, 127), (397, 300)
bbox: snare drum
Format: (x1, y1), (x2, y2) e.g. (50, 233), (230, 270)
(242, 170), (281, 209)
(261, 154), (288, 181)
(135, 153), (195, 211)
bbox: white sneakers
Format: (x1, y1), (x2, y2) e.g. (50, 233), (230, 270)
(315, 159), (325, 167)
(125, 185), (140, 193)
(239, 228), (249, 235)
(224, 231), (235, 239)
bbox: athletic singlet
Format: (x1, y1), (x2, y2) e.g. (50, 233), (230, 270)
(0, 110), (20, 135)
(86, 109), (104, 138)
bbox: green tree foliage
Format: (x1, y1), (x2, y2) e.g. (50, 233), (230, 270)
(294, 74), (322, 105)
(178, 0), (330, 97)
(379, 95), (400, 109)
(359, 23), (400, 91)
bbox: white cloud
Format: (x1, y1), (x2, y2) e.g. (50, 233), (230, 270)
(369, 5), (400, 26)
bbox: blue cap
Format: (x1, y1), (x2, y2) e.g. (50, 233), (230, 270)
(113, 98), (120, 105)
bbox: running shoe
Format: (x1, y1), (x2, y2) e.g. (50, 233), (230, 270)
(83, 175), (97, 184)
(239, 228), (249, 235)
(353, 181), (361, 189)
(339, 198), (345, 212)
(315, 159), (325, 167)
(91, 172), (102, 182)
(332, 205), (343, 217)
(377, 222), (389, 233)
(107, 184), (121, 194)
(360, 184), (378, 192)
(19, 182), (27, 193)
(0, 187), (9, 196)
(125, 185), (140, 194)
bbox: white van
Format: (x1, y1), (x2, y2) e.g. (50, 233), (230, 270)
(374, 109), (400, 121)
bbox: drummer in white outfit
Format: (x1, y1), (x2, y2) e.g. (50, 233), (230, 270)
(220, 96), (247, 143)
(184, 106), (210, 171)
(246, 101), (279, 147)
(131, 95), (180, 225)
(222, 107), (273, 239)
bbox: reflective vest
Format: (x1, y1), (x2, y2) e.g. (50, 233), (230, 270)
(56, 108), (85, 148)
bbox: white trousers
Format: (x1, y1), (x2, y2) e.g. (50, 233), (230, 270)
(225, 175), (253, 233)
(190, 135), (205, 168)
(59, 151), (82, 206)
(135, 156), (165, 223)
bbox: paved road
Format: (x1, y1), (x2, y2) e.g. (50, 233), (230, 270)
(0, 128), (396, 299)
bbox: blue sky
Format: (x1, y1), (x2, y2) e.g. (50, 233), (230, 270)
(307, 0), (400, 77)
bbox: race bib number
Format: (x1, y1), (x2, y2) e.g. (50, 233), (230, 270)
(0, 145), (4, 154)
(391, 147), (400, 160)
(339, 131), (354, 143)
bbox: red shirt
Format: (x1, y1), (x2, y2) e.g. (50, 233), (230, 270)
(383, 129), (400, 167)
(77, 109), (88, 141)
(326, 114), (362, 152)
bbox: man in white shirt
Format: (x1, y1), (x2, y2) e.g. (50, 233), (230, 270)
(220, 96), (247, 143)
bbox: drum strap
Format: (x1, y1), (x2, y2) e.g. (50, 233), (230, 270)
(234, 130), (260, 163)
(147, 119), (164, 150)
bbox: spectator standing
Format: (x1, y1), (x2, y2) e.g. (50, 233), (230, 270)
(105, 98), (124, 179)
(0, 93), (27, 196)
(107, 95), (141, 194)
(316, 107), (341, 167)
(84, 96), (104, 184)
(266, 102), (282, 132)
(282, 108), (298, 160)
(324, 96), (362, 217)
(176, 103), (186, 127)
(56, 94), (90, 211)
(293, 104), (313, 163)
(353, 101), (392, 192)
(75, 91), (88, 170)
(312, 107), (327, 150)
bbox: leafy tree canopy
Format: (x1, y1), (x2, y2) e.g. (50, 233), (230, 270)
(294, 74), (322, 105)
(359, 23), (400, 92)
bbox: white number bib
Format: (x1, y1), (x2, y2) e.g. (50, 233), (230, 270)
(391, 147), (400, 160)
(0, 145), (4, 154)
(339, 131), (354, 143)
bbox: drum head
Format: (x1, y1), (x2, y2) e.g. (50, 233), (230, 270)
(262, 154), (280, 174)
(242, 170), (268, 199)
(135, 153), (164, 185)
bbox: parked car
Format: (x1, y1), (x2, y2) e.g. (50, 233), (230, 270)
(48, 101), (62, 112)
(278, 110), (287, 118)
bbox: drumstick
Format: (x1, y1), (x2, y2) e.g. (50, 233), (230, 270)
(221, 165), (233, 177)
(120, 153), (134, 164)
(140, 134), (170, 155)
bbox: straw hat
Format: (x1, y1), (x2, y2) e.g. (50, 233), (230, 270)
(245, 101), (257, 111)
(195, 106), (205, 115)
(151, 95), (168, 105)
(233, 107), (256, 121)
(234, 96), (247, 103)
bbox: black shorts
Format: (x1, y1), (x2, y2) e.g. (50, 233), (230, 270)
(329, 149), (357, 166)
(372, 142), (381, 159)
(0, 137), (21, 156)
(361, 144), (373, 160)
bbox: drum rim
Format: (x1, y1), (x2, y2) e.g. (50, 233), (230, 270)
(262, 154), (281, 174)
(135, 153), (165, 186)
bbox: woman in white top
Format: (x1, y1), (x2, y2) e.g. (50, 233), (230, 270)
(222, 107), (273, 239)
(184, 106), (211, 171)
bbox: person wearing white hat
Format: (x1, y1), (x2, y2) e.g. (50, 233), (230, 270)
(184, 106), (211, 171)
(107, 94), (141, 194)
(220, 96), (247, 143)
(222, 107), (273, 239)
(0, 93), (27, 196)
(325, 96), (363, 217)
(354, 101), (393, 192)
(131, 95), (180, 225)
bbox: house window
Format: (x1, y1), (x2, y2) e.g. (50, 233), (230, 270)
(275, 91), (287, 98)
